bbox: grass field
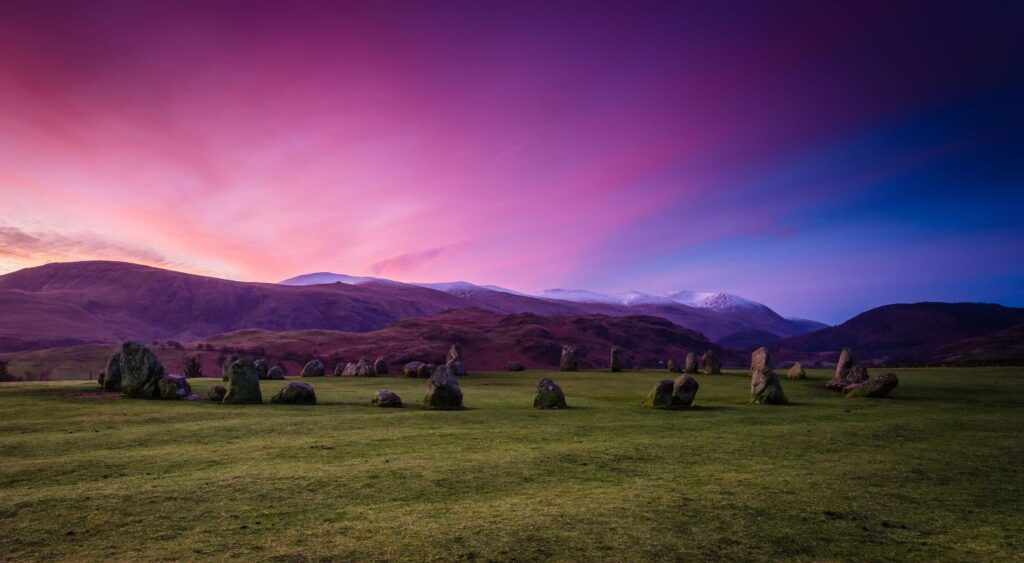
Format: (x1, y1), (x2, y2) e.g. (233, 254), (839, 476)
(1, 367), (1022, 561)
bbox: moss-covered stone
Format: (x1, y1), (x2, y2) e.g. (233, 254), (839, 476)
(671, 374), (699, 407)
(224, 359), (262, 404)
(645, 379), (675, 409)
(372, 388), (402, 408)
(157, 374), (191, 400)
(119, 342), (165, 399)
(102, 349), (122, 392)
(845, 373), (899, 399)
(271, 381), (316, 404)
(422, 364), (464, 410)
(533, 377), (567, 409)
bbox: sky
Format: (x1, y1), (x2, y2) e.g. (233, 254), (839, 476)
(0, 0), (1022, 323)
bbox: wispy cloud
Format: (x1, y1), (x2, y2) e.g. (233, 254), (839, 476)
(369, 246), (449, 277)
(0, 225), (170, 269)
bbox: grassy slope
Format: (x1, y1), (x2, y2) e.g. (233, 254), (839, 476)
(0, 368), (1022, 561)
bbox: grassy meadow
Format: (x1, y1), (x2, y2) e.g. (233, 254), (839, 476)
(1, 367), (1022, 561)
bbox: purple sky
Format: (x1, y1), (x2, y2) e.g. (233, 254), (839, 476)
(0, 0), (1022, 323)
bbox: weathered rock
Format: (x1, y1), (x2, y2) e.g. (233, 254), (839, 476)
(701, 350), (721, 375)
(403, 361), (425, 377)
(103, 349), (122, 391)
(208, 385), (227, 401)
(223, 359), (262, 404)
(533, 377), (567, 409)
(354, 358), (374, 377)
(418, 363), (435, 378)
(157, 374), (191, 400)
(645, 379), (675, 409)
(787, 362), (806, 380)
(446, 343), (468, 376)
(253, 359), (269, 380)
(505, 361), (525, 372)
(610, 346), (624, 372)
(666, 359), (683, 373)
(341, 362), (358, 376)
(826, 349), (869, 391)
(422, 364), (464, 410)
(333, 362), (346, 376)
(671, 374), (699, 407)
(750, 347), (788, 405)
(559, 345), (578, 371)
(119, 342), (166, 399)
(684, 353), (698, 374)
(372, 389), (403, 408)
(270, 381), (317, 404)
(300, 359), (325, 378)
(267, 365), (286, 380)
(845, 373), (899, 399)
(221, 354), (240, 381)
(373, 357), (388, 375)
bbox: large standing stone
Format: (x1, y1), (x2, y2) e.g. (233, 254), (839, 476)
(667, 359), (683, 373)
(157, 374), (191, 400)
(300, 359), (325, 378)
(119, 342), (166, 399)
(702, 351), (721, 375)
(355, 358), (374, 377)
(267, 365), (286, 380)
(533, 377), (567, 409)
(446, 343), (468, 376)
(271, 381), (317, 404)
(103, 349), (123, 392)
(684, 353), (698, 374)
(505, 361), (525, 372)
(645, 379), (675, 409)
(224, 359), (262, 404)
(609, 346), (624, 372)
(372, 389), (403, 408)
(845, 373), (899, 398)
(826, 349), (869, 391)
(787, 362), (806, 380)
(672, 374), (699, 407)
(221, 354), (240, 382)
(422, 364), (464, 410)
(750, 347), (788, 405)
(253, 359), (269, 380)
(403, 361), (425, 377)
(559, 345), (578, 372)
(373, 357), (388, 375)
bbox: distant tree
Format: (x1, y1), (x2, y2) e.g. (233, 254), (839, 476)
(183, 356), (204, 378)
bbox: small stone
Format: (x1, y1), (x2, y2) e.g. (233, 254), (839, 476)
(533, 377), (567, 409)
(157, 374), (191, 400)
(787, 362), (806, 380)
(270, 381), (317, 404)
(267, 365), (286, 380)
(645, 379), (675, 409)
(208, 385), (227, 401)
(300, 359), (325, 378)
(845, 373), (899, 399)
(372, 389), (403, 408)
(505, 361), (525, 372)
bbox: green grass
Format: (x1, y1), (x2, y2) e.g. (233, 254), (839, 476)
(1, 367), (1023, 561)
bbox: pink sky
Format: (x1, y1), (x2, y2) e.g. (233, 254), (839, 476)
(1, 1), (1022, 322)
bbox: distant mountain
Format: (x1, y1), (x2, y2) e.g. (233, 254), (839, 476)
(778, 302), (1024, 362)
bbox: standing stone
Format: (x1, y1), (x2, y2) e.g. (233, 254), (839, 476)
(372, 389), (403, 408)
(533, 377), (567, 409)
(208, 385), (227, 402)
(610, 346), (624, 372)
(750, 347), (788, 405)
(355, 358), (374, 377)
(403, 361), (425, 377)
(787, 362), (806, 380)
(340, 362), (357, 376)
(267, 365), (286, 380)
(333, 362), (347, 376)
(446, 343), (468, 376)
(253, 359), (269, 380)
(667, 359), (683, 373)
(221, 354), (240, 382)
(672, 374), (699, 407)
(418, 363), (435, 378)
(826, 348), (869, 391)
(224, 359), (263, 404)
(559, 345), (578, 372)
(300, 359), (326, 378)
(505, 361), (525, 372)
(702, 350), (721, 375)
(119, 342), (166, 399)
(645, 379), (675, 409)
(157, 374), (191, 400)
(103, 349), (123, 392)
(373, 357), (388, 375)
(684, 353), (699, 374)
(845, 373), (899, 398)
(835, 347), (855, 380)
(422, 364), (464, 410)
(271, 381), (317, 404)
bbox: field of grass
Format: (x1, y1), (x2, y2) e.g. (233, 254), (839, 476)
(1, 367), (1022, 561)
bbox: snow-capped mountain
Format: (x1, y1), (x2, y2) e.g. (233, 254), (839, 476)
(279, 272), (385, 286)
(538, 288), (768, 312)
